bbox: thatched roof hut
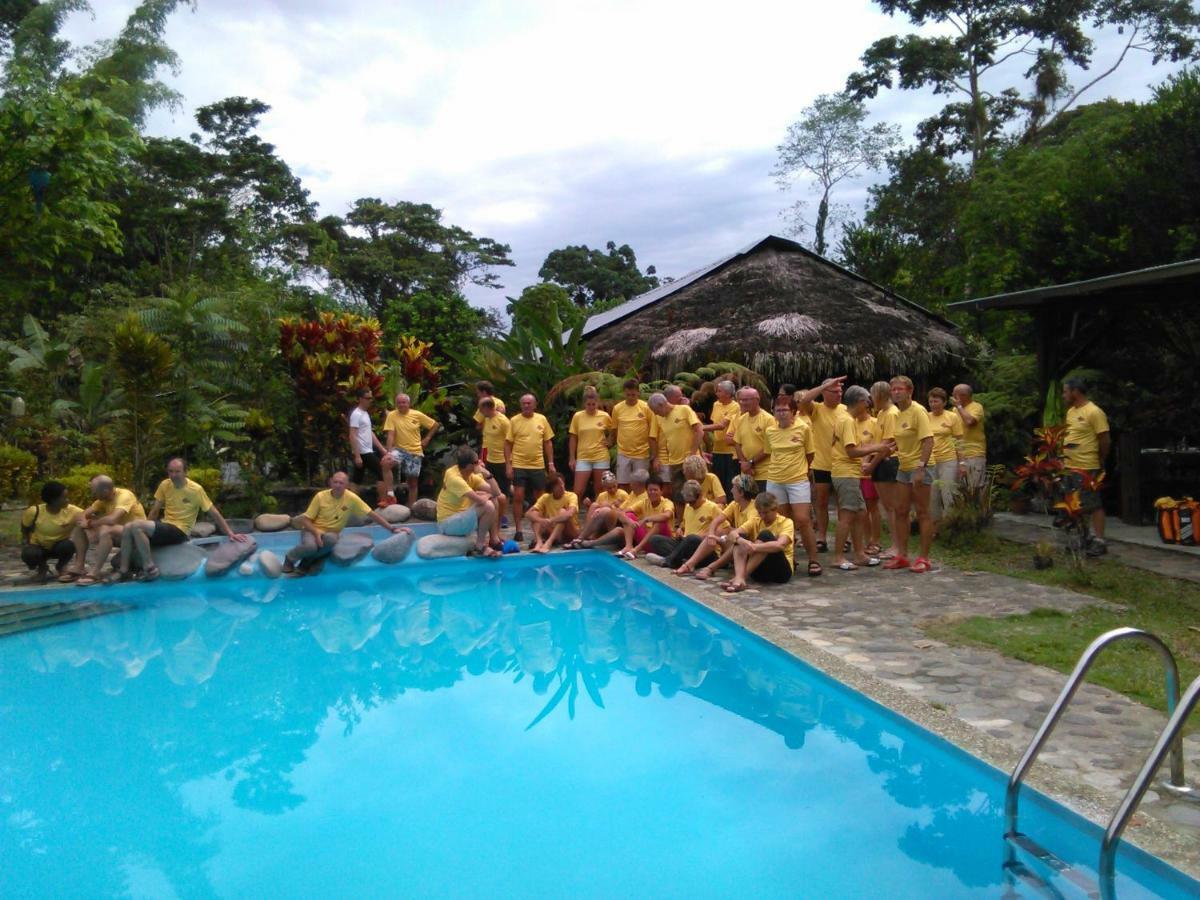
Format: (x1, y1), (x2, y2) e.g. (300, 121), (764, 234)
(582, 235), (966, 383)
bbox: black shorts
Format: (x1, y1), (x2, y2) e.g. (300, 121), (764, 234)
(750, 529), (793, 583)
(150, 522), (189, 546)
(22, 540), (76, 570)
(512, 468), (546, 493)
(486, 460), (510, 495)
(812, 468), (832, 485)
(353, 451), (383, 484)
(872, 458), (899, 483)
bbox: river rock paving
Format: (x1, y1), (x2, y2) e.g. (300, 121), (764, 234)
(650, 556), (1200, 861)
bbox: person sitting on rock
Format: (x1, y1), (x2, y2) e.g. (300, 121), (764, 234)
(22, 480), (84, 583)
(527, 473), (579, 554)
(285, 471), (407, 576)
(110, 457), (248, 583)
(64, 475), (146, 586)
(436, 446), (502, 558)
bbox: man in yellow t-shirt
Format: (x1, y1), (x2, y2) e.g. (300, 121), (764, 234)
(705, 380), (740, 496)
(384, 393), (440, 504)
(113, 457), (247, 583)
(927, 388), (965, 522)
(886, 376), (935, 573)
(1062, 377), (1111, 551)
(477, 397), (512, 525)
(952, 383), (987, 491)
(65, 474), (146, 586)
(505, 393), (557, 542)
(437, 446), (503, 557)
(650, 390), (702, 496)
(797, 375), (849, 552)
(528, 473), (579, 553)
(471, 380), (506, 427)
(286, 471), (408, 575)
(727, 493), (796, 591)
(22, 480), (84, 582)
(731, 387), (774, 489)
(612, 379), (655, 488)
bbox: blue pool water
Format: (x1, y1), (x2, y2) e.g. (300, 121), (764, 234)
(0, 552), (1195, 898)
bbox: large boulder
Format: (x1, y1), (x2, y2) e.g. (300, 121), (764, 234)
(205, 537), (258, 577)
(411, 498), (437, 521)
(416, 533), (473, 559)
(189, 521), (216, 538)
(258, 550), (283, 579)
(331, 531), (374, 566)
(254, 513), (293, 532)
(155, 543), (207, 580)
(372, 531), (415, 564)
(379, 503), (411, 524)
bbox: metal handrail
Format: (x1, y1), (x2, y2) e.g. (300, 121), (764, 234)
(1099, 674), (1200, 898)
(1005, 627), (1185, 838)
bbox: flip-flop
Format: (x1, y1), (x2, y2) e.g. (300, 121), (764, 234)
(614, 550), (634, 560)
(815, 540), (828, 553)
(673, 565), (694, 577)
(836, 562), (858, 571)
(58, 571), (81, 583)
(723, 582), (747, 593)
(75, 575), (100, 587)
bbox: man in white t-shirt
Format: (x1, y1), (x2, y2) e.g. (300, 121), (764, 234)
(348, 388), (394, 507)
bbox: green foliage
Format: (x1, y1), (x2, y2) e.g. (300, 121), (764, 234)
(970, 354), (1040, 466)
(506, 282), (584, 332)
(111, 315), (172, 491)
(31, 461), (134, 507)
(538, 240), (658, 307)
(187, 466), (221, 500)
(0, 442), (37, 499)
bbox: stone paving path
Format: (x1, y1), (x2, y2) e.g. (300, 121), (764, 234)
(654, 557), (1200, 862)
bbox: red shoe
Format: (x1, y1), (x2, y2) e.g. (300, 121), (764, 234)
(883, 556), (910, 570)
(910, 557), (931, 574)
(376, 495), (395, 509)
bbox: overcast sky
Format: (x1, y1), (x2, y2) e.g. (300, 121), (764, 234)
(65, 1), (1182, 314)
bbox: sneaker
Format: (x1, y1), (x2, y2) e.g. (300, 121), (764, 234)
(645, 553), (667, 567)
(501, 516), (510, 528)
(910, 557), (931, 574)
(1086, 538), (1107, 557)
(514, 530), (524, 542)
(883, 556), (910, 570)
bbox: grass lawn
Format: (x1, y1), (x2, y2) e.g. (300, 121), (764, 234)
(928, 531), (1200, 718)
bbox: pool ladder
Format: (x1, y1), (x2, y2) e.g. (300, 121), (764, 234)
(1002, 627), (1199, 899)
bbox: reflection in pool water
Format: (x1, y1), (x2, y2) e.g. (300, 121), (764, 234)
(0, 554), (1193, 898)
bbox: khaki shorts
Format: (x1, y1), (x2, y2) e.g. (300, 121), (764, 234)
(963, 456), (986, 491)
(616, 453), (649, 483)
(832, 477), (865, 512)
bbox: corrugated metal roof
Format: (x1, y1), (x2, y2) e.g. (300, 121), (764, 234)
(948, 257), (1200, 312)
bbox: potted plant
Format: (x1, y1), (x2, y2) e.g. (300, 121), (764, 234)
(1009, 426), (1066, 514)
(1032, 539), (1055, 569)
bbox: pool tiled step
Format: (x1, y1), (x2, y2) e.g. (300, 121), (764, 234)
(0, 600), (130, 638)
(1006, 833), (1100, 899)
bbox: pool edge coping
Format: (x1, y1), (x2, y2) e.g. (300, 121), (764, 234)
(629, 558), (1200, 883)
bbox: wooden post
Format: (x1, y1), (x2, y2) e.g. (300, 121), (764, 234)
(1118, 431), (1142, 525)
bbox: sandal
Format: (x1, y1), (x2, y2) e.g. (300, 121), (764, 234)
(815, 540), (828, 553)
(723, 581), (747, 593)
(865, 543), (882, 556)
(75, 574), (100, 587)
(58, 571), (81, 584)
(910, 557), (931, 574)
(614, 550), (635, 560)
(482, 547), (502, 559)
(136, 564), (160, 583)
(807, 561), (823, 577)
(673, 564), (694, 577)
(883, 556), (910, 570)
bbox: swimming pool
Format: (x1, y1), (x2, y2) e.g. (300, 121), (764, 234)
(0, 552), (1194, 898)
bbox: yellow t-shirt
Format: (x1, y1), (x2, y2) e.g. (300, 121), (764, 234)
(569, 409), (613, 463)
(709, 399), (740, 454)
(384, 409), (437, 456)
(699, 472), (725, 503)
(958, 401), (986, 459)
(742, 514), (795, 571)
(304, 488), (371, 533)
(595, 488), (629, 509)
(720, 500), (758, 532)
(472, 397), (506, 424)
(657, 404), (701, 465)
(625, 494), (675, 521)
(764, 419), (814, 483)
(732, 409), (773, 462)
(682, 499), (722, 537)
(876, 405), (899, 442)
(533, 490), (579, 520)
(929, 410), (965, 465)
(87, 487), (145, 524)
(810, 402), (848, 472)
(611, 399), (654, 458)
(508, 413), (554, 469)
(856, 415), (880, 475)
(830, 412), (863, 479)
(437, 465), (489, 521)
(22, 503), (84, 549)
(894, 402), (934, 472)
(154, 477), (214, 533)
(1063, 401), (1110, 469)
(480, 412), (512, 461)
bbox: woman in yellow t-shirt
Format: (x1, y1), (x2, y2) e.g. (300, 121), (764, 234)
(763, 394), (821, 577)
(568, 386), (614, 503)
(21, 480), (84, 582)
(681, 455), (727, 508)
(642, 479), (722, 570)
(927, 387), (965, 523)
(685, 474), (760, 579)
(570, 471), (628, 548)
(726, 493), (796, 591)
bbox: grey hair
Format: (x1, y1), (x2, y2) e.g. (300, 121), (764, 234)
(844, 385), (870, 407)
(680, 479), (702, 502)
(716, 380), (736, 395)
(90, 474), (113, 492)
(869, 381), (891, 404)
(648, 391), (668, 410)
(664, 384), (684, 400)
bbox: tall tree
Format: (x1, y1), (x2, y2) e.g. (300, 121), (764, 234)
(772, 92), (900, 257)
(538, 241), (658, 307)
(506, 283), (583, 332)
(846, 0), (1200, 165)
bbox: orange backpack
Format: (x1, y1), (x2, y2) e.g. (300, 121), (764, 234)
(1155, 497), (1197, 545)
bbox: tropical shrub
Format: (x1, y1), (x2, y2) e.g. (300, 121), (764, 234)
(0, 443), (37, 500)
(111, 317), (173, 492)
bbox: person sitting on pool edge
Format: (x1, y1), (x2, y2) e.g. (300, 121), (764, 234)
(614, 475), (675, 560)
(578, 470), (648, 549)
(64, 474), (146, 586)
(21, 480), (84, 583)
(285, 471), (409, 575)
(643, 479), (722, 570)
(567, 471), (627, 548)
(725, 492), (795, 593)
(687, 474), (760, 580)
(436, 446), (503, 558)
(527, 473), (580, 554)
(108, 457), (249, 583)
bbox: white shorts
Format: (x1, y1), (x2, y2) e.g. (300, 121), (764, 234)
(766, 480), (811, 505)
(574, 459), (610, 472)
